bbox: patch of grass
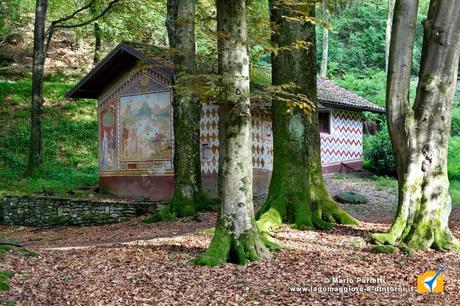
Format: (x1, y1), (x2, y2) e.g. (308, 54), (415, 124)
(15, 248), (38, 257)
(201, 227), (215, 235)
(0, 245), (38, 258)
(0, 270), (14, 291)
(0, 245), (12, 257)
(143, 206), (176, 224)
(0, 80), (98, 196)
(373, 176), (397, 193)
(370, 245), (397, 254)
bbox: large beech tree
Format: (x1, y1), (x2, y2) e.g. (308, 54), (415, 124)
(372, 0), (460, 250)
(256, 0), (357, 238)
(194, 0), (271, 266)
(163, 0), (210, 218)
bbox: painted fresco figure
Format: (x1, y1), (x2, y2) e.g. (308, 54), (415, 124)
(122, 127), (129, 158)
(101, 130), (113, 170)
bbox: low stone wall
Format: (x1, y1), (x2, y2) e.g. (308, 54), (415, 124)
(0, 195), (159, 227)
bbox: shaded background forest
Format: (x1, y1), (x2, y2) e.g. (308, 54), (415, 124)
(0, 0), (459, 202)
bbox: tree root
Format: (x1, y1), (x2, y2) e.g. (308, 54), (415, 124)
(371, 223), (460, 251)
(257, 194), (358, 236)
(143, 192), (218, 223)
(193, 223), (271, 266)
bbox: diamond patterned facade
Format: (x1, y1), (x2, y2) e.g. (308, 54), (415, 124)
(199, 105), (362, 174)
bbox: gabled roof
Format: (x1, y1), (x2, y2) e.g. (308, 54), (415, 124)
(67, 42), (385, 114)
(66, 42), (172, 99)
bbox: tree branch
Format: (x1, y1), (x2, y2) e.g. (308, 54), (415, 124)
(385, 0), (418, 150)
(43, 0), (122, 54)
(384, 0), (420, 177)
(54, 0), (122, 29)
(52, 0), (97, 26)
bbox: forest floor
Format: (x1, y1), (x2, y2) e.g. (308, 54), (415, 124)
(1, 173), (460, 305)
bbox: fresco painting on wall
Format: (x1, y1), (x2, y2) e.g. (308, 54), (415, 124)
(120, 91), (172, 163)
(100, 109), (117, 171)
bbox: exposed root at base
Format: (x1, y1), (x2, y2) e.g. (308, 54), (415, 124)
(256, 196), (358, 237)
(143, 193), (218, 224)
(371, 226), (460, 251)
(193, 225), (272, 266)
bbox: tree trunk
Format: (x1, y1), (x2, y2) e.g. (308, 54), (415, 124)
(27, 0), (48, 176)
(256, 0), (358, 240)
(372, 0), (460, 250)
(385, 0), (395, 74)
(320, 0), (329, 78)
(93, 22), (101, 65)
(163, 0), (211, 218)
(90, 1), (102, 65)
(194, 0), (271, 266)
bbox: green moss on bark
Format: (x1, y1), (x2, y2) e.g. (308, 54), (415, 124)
(193, 218), (271, 266)
(257, 183), (358, 236)
(144, 192), (217, 223)
(371, 180), (460, 251)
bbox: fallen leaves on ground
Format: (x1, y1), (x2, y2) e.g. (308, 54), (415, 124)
(0, 174), (459, 305)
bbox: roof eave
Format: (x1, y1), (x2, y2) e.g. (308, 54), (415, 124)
(65, 42), (172, 99)
(319, 100), (386, 114)
(66, 43), (126, 99)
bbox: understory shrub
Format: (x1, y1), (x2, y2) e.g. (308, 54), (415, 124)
(448, 136), (460, 181)
(363, 128), (396, 177)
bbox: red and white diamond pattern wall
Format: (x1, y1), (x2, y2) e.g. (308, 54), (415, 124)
(200, 103), (220, 174)
(200, 105), (273, 174)
(199, 105), (362, 174)
(251, 111), (273, 171)
(320, 110), (363, 165)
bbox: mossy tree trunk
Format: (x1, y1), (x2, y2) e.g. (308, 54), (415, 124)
(372, 0), (460, 250)
(194, 0), (271, 266)
(256, 0), (358, 239)
(164, 0), (210, 217)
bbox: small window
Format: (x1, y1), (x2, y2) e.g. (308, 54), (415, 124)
(201, 143), (212, 161)
(319, 110), (331, 134)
